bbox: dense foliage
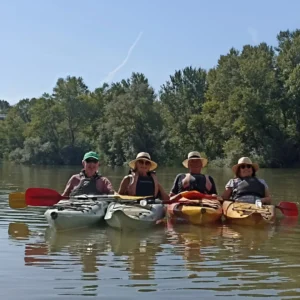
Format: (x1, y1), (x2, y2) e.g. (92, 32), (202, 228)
(1, 29), (300, 167)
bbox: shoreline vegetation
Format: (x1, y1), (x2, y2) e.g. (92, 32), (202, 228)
(1, 29), (300, 168)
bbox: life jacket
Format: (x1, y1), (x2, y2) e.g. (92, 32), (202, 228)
(232, 177), (265, 200)
(69, 170), (102, 196)
(126, 172), (159, 197)
(178, 173), (212, 194)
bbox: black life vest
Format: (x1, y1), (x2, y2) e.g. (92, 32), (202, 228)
(232, 177), (265, 200)
(126, 171), (159, 197)
(69, 171), (102, 196)
(178, 173), (209, 194)
(135, 175), (155, 197)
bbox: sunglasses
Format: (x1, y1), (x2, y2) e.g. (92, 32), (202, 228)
(137, 160), (151, 166)
(85, 158), (99, 163)
(240, 164), (252, 169)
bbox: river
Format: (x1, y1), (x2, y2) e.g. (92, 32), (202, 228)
(1, 161), (300, 299)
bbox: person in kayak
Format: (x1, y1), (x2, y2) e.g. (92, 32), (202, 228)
(62, 151), (114, 196)
(118, 152), (169, 201)
(221, 157), (272, 204)
(169, 151), (217, 197)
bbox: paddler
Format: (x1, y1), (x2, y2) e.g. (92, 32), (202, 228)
(169, 151), (218, 197)
(221, 157), (272, 204)
(62, 151), (114, 196)
(118, 152), (169, 201)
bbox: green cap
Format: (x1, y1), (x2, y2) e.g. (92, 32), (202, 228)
(83, 151), (99, 161)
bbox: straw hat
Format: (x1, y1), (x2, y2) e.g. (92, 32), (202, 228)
(232, 157), (259, 174)
(182, 151), (208, 168)
(128, 152), (157, 171)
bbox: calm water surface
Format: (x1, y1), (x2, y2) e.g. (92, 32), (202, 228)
(1, 162), (300, 299)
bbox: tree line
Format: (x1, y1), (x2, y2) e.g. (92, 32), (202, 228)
(1, 29), (300, 168)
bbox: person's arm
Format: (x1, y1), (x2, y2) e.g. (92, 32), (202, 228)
(261, 188), (272, 204)
(208, 176), (217, 195)
(117, 176), (130, 195)
(221, 179), (234, 200)
(61, 176), (76, 196)
(257, 179), (271, 204)
(157, 183), (170, 201)
(169, 174), (181, 197)
(182, 174), (192, 189)
(221, 187), (233, 200)
(100, 177), (114, 194)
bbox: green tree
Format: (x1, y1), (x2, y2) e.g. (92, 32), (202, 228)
(99, 73), (163, 166)
(52, 76), (89, 147)
(159, 66), (208, 164)
(0, 100), (10, 113)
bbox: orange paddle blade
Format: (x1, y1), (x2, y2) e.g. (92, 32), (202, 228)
(9, 192), (27, 209)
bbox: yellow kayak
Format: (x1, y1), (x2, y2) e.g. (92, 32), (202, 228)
(222, 200), (276, 226)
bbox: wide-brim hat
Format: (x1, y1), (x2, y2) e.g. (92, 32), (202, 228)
(128, 152), (157, 171)
(232, 157), (259, 174)
(182, 151), (208, 168)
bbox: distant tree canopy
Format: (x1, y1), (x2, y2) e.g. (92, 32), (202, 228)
(1, 29), (300, 167)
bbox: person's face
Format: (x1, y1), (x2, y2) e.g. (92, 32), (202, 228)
(237, 164), (253, 177)
(188, 159), (202, 173)
(83, 158), (99, 176)
(135, 159), (151, 173)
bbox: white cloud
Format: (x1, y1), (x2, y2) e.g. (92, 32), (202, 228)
(101, 31), (143, 84)
(248, 27), (259, 45)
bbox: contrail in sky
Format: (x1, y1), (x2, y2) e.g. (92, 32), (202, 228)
(101, 31), (143, 84)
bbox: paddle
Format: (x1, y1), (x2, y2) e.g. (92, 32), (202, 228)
(275, 201), (298, 217)
(170, 190), (218, 202)
(25, 188), (154, 207)
(9, 192), (26, 209)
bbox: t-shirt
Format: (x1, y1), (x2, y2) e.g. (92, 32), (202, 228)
(225, 177), (268, 203)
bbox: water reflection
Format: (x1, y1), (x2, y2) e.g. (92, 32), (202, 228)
(2, 161), (300, 299)
(5, 218), (300, 298)
(108, 227), (166, 281)
(166, 223), (223, 268)
(8, 222), (30, 240)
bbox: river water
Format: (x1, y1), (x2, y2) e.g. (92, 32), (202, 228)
(1, 162), (300, 299)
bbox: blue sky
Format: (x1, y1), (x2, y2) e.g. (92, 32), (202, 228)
(1, 0), (299, 104)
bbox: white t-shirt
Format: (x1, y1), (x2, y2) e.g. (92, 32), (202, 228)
(225, 177), (268, 203)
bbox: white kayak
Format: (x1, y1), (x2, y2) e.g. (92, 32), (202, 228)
(104, 200), (165, 231)
(44, 199), (108, 231)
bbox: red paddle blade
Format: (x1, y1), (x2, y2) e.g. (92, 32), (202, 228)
(25, 188), (67, 206)
(180, 190), (216, 200)
(170, 190), (217, 202)
(276, 201), (299, 217)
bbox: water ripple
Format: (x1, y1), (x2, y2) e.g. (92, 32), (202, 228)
(1, 189), (300, 299)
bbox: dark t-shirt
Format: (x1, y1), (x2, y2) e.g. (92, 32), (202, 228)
(170, 173), (217, 195)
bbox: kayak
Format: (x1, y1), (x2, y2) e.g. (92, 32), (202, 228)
(167, 198), (223, 225)
(44, 199), (108, 231)
(104, 201), (165, 231)
(222, 201), (276, 226)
